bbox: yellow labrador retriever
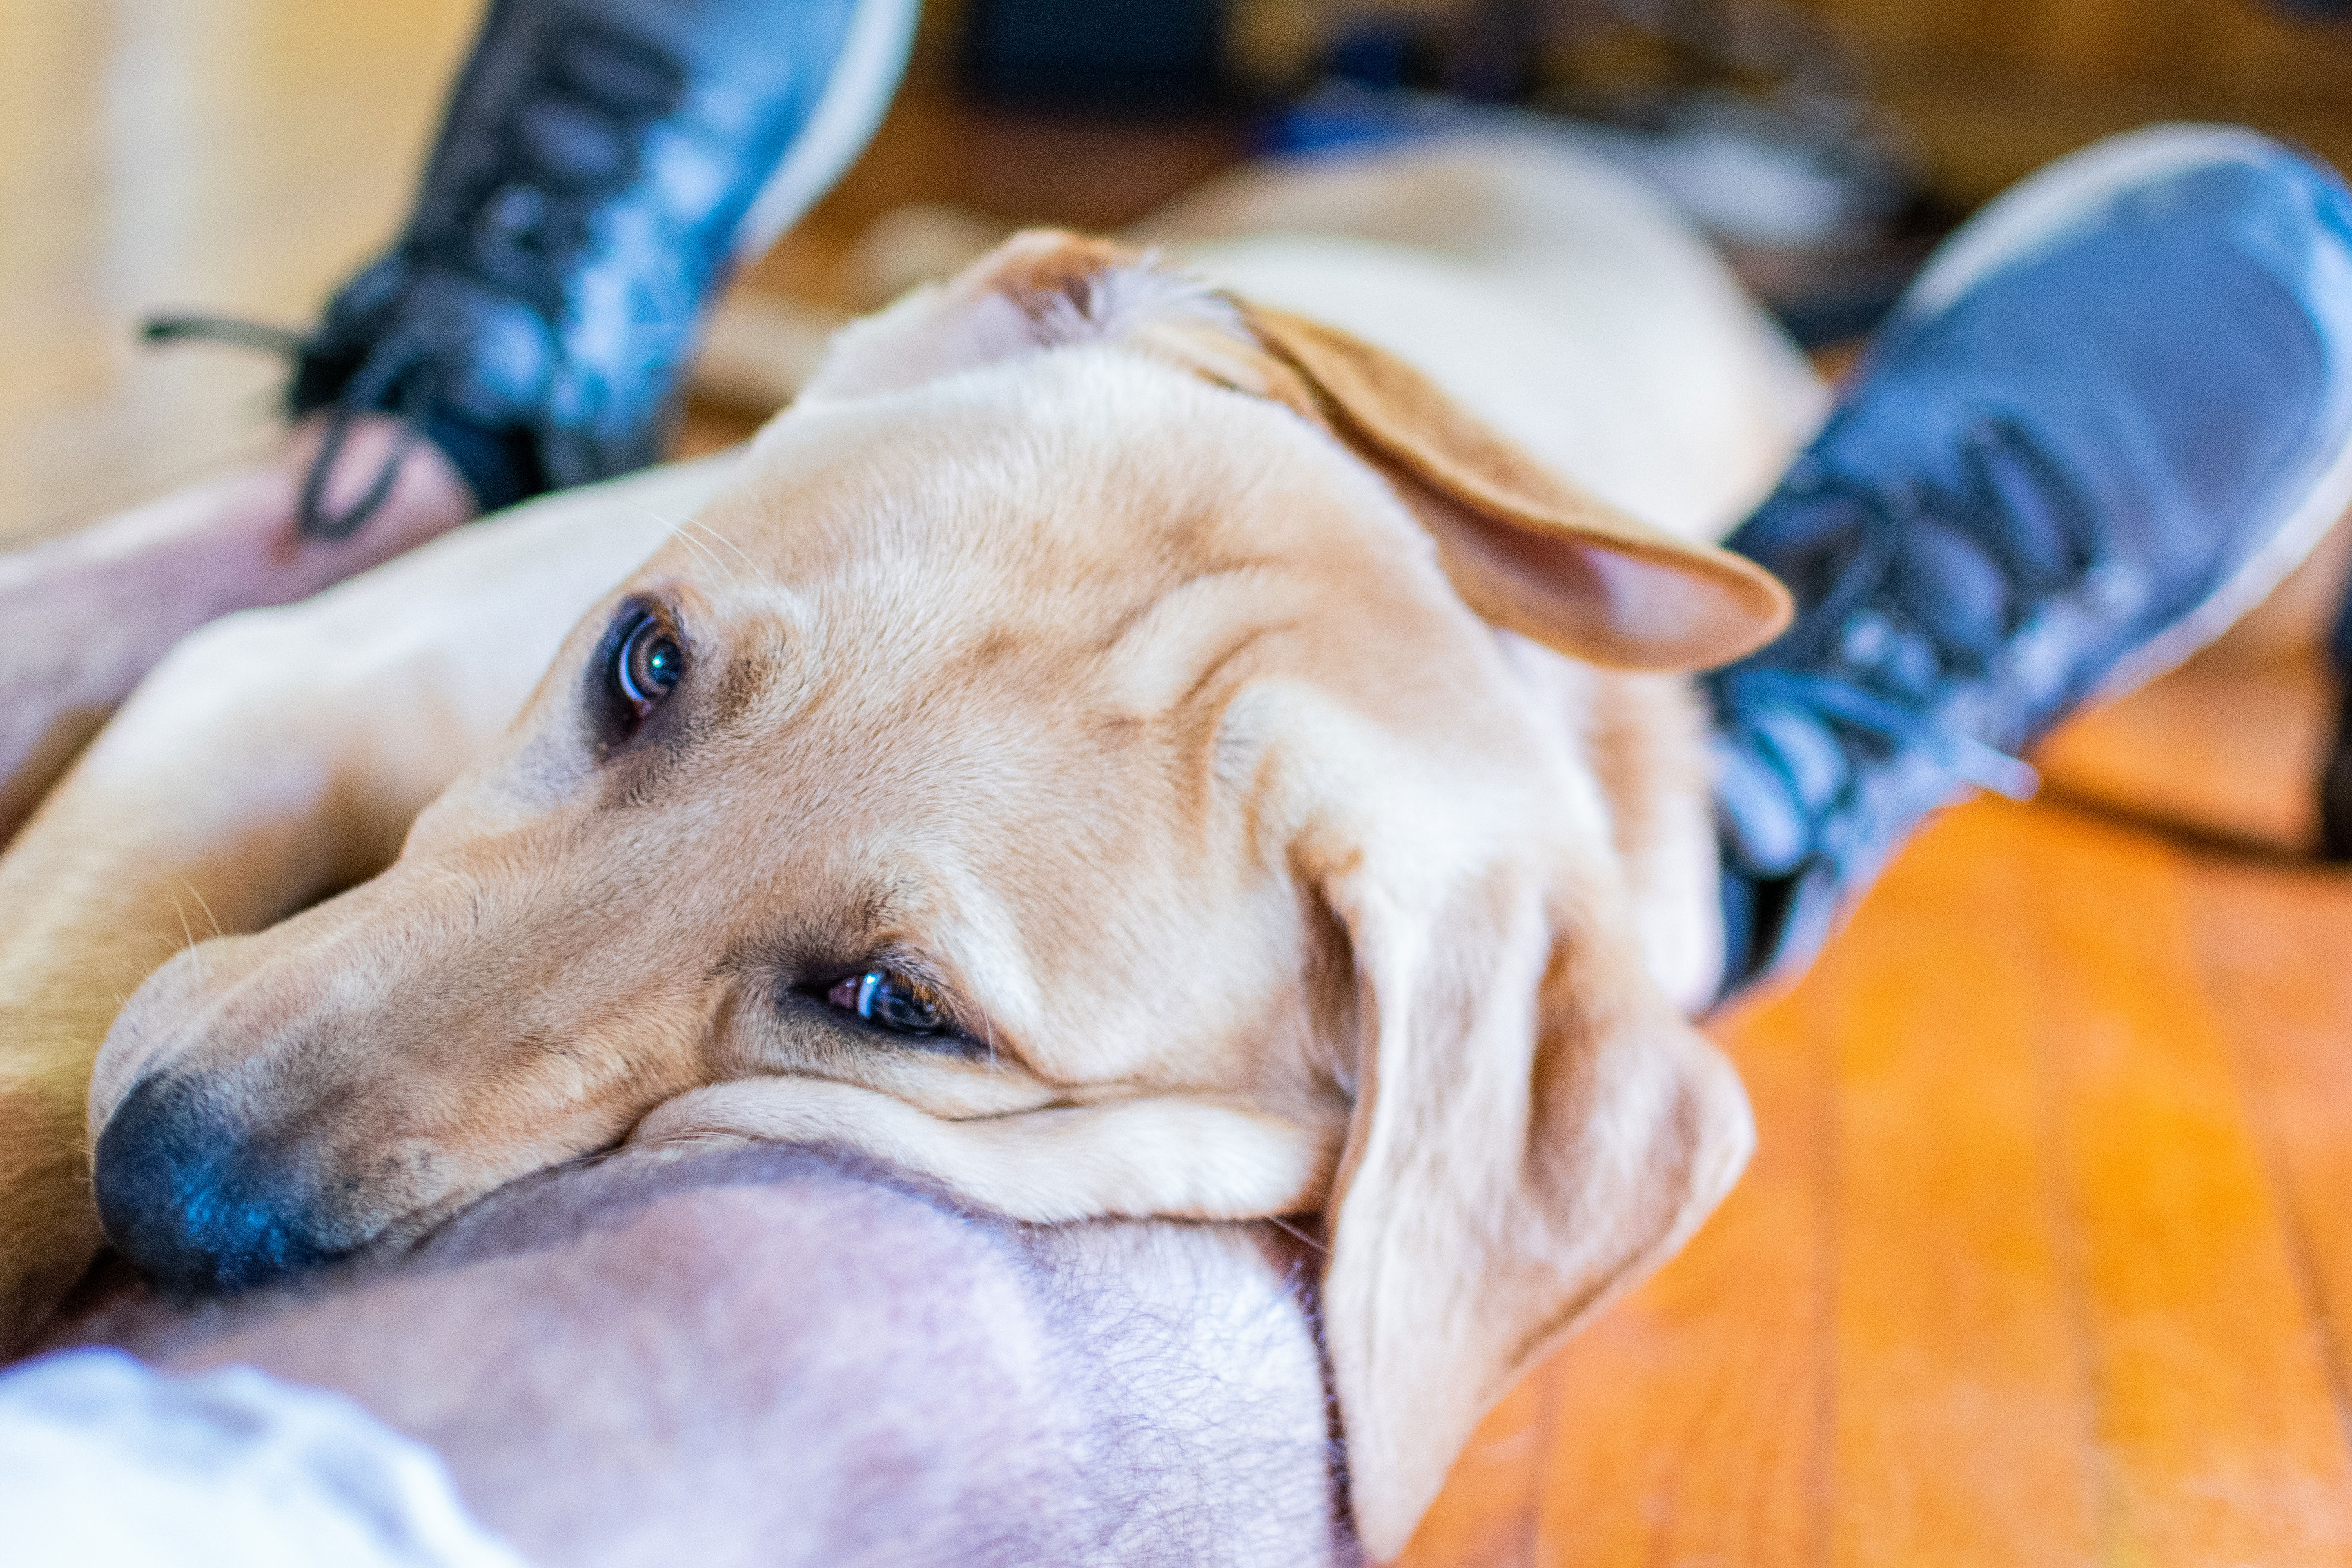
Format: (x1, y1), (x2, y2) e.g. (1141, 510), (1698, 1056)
(0, 139), (1823, 1557)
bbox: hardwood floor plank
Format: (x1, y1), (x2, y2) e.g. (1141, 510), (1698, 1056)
(2033, 650), (2337, 855)
(1401, 1364), (1557, 1568)
(1815, 804), (2097, 1567)
(2019, 804), (2352, 1563)
(2183, 858), (2352, 1452)
(1529, 985), (1833, 1568)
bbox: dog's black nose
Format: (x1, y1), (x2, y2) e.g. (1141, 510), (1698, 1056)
(93, 1074), (342, 1294)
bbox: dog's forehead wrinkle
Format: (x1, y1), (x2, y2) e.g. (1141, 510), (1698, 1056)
(1267, 684), (1565, 887)
(1212, 681), (1306, 826)
(1092, 561), (1311, 715)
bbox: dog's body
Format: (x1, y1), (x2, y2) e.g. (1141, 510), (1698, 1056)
(0, 139), (1821, 1555)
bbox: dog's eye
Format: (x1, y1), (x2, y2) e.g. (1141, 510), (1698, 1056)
(827, 969), (952, 1036)
(611, 611), (684, 719)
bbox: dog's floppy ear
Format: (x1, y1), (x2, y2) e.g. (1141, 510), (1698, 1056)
(1238, 304), (1791, 671)
(1309, 831), (1753, 1559)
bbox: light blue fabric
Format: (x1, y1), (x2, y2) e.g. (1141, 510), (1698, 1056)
(0, 1348), (525, 1568)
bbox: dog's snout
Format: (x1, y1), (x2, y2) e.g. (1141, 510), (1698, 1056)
(93, 1074), (343, 1295)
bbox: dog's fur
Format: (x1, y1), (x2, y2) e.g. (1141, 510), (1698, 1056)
(0, 140), (1823, 1556)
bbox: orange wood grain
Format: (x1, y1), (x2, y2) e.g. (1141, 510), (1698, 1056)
(2021, 804), (2352, 1563)
(1400, 1361), (1555, 1568)
(1407, 795), (2352, 1567)
(1523, 984), (1833, 1568)
(2183, 862), (2352, 1468)
(2033, 649), (2338, 855)
(1816, 806), (2094, 1568)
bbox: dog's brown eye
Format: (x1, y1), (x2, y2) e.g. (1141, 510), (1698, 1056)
(827, 969), (952, 1036)
(612, 612), (683, 718)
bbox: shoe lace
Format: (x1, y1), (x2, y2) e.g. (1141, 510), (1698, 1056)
(138, 16), (686, 540)
(143, 313), (436, 541)
(1713, 412), (2116, 869)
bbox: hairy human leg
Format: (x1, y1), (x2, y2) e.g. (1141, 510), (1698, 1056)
(0, 419), (477, 844)
(0, 460), (722, 1352)
(47, 1143), (1348, 1568)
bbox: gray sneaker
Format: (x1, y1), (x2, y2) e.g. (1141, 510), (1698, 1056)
(1710, 125), (2352, 998)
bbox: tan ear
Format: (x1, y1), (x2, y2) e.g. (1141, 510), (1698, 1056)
(1239, 305), (1791, 671)
(1313, 845), (1754, 1560)
(800, 228), (1248, 402)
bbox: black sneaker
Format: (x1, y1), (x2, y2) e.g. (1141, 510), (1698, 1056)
(1710, 125), (2352, 998)
(157, 0), (913, 536)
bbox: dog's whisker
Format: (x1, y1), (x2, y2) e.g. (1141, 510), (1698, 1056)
(136, 928), (197, 971)
(668, 522), (729, 581)
(178, 877), (224, 942)
(682, 515), (769, 586)
(1265, 1214), (1327, 1255)
(162, 886), (199, 962)
(623, 499), (728, 581)
(640, 506), (738, 588)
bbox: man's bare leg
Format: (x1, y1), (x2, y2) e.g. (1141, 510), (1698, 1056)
(41, 1142), (1350, 1567)
(0, 418), (476, 837)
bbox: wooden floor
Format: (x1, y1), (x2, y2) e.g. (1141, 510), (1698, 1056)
(1408, 797), (2352, 1566)
(12, 4), (2352, 1564)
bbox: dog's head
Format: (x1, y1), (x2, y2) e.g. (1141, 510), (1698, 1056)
(91, 234), (1782, 1555)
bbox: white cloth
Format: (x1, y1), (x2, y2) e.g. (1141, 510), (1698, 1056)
(0, 1347), (527, 1568)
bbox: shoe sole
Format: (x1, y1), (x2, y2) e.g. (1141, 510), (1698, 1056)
(1896, 123), (2352, 705)
(727, 0), (921, 265)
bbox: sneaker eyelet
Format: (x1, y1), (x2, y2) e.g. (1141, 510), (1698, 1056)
(486, 184), (546, 237)
(2081, 560), (2136, 613)
(1840, 609), (1895, 666)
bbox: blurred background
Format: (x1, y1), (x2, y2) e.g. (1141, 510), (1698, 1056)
(13, 0), (2352, 514)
